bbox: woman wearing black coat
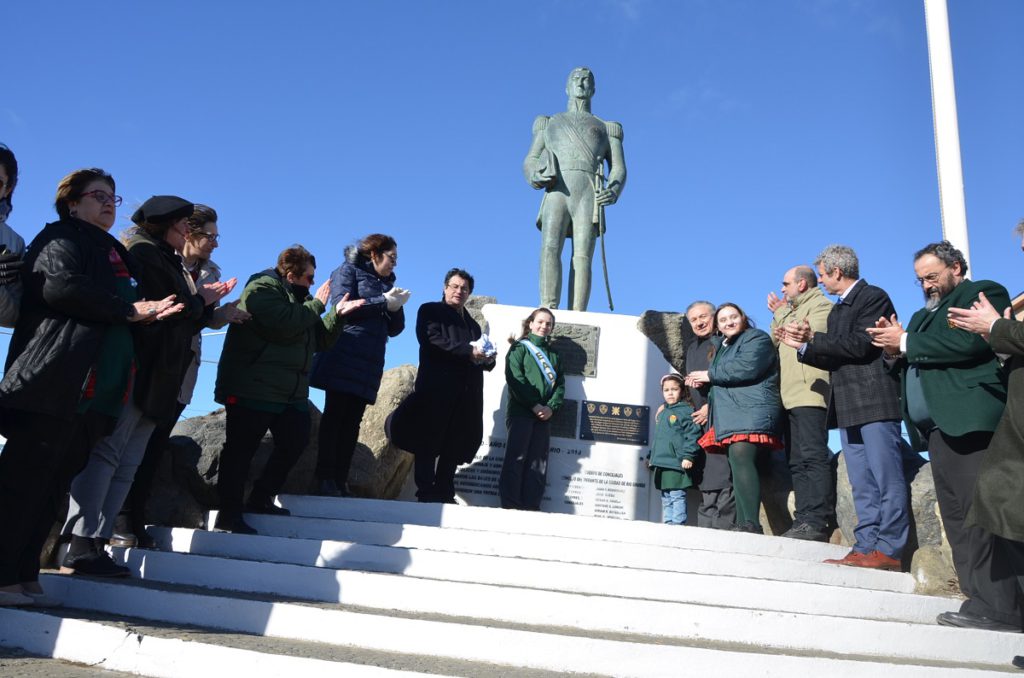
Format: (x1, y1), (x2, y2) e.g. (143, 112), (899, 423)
(388, 268), (494, 503)
(0, 170), (181, 605)
(59, 195), (233, 578)
(310, 234), (408, 496)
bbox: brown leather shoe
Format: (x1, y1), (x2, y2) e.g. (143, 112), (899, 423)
(823, 550), (867, 566)
(851, 550), (901, 571)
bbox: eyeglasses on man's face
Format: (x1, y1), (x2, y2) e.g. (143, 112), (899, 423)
(196, 231), (220, 243)
(80, 190), (123, 207)
(446, 283), (471, 293)
(914, 269), (947, 287)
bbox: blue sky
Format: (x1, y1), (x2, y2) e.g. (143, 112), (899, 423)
(3, 0), (1022, 418)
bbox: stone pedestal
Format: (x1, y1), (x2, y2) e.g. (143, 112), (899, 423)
(453, 304), (673, 521)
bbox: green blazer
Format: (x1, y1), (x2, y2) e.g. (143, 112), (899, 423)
(897, 278), (1009, 450)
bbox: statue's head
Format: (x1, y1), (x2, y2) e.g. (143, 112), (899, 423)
(565, 67), (595, 100)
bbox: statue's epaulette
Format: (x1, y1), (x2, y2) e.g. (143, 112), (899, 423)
(532, 115), (550, 134)
(605, 121), (623, 140)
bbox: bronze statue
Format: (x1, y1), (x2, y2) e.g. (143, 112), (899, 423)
(524, 67), (626, 312)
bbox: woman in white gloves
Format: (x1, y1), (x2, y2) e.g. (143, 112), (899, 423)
(310, 234), (409, 496)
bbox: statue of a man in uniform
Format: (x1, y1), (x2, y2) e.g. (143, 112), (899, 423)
(523, 67), (626, 312)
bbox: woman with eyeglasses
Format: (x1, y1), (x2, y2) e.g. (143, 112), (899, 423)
(213, 245), (364, 533)
(112, 204), (250, 549)
(0, 169), (182, 602)
(0, 144), (26, 328)
(389, 268), (495, 503)
(310, 234), (409, 497)
(59, 196), (235, 577)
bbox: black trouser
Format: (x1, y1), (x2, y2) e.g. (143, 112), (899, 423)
(0, 409), (110, 585)
(499, 416), (550, 510)
(216, 404), (310, 518)
(990, 536), (1024, 628)
(414, 452), (460, 503)
(929, 429), (1022, 626)
(786, 406), (832, 530)
(315, 390), (368, 486)
(697, 486), (736, 530)
(124, 402), (187, 532)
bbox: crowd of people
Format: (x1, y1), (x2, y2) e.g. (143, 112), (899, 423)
(0, 144), (1021, 667)
(644, 238), (1024, 660)
(0, 146), (405, 600)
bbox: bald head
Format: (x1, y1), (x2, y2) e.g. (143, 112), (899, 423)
(781, 265), (817, 302)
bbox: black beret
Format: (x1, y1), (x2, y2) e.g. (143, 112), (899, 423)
(131, 195), (194, 225)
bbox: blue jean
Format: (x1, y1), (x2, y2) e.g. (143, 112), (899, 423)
(661, 489), (688, 525)
(840, 419), (909, 558)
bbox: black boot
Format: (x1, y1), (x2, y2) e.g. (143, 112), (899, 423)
(61, 536), (129, 578)
(109, 513), (137, 548)
(731, 522), (764, 535)
(213, 511), (257, 535)
(245, 492), (290, 516)
(317, 478), (343, 497)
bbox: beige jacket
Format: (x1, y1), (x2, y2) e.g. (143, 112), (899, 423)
(770, 286), (832, 410)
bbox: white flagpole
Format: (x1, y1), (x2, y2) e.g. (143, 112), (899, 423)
(923, 0), (971, 272)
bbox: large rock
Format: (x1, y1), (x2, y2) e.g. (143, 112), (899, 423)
(347, 364), (417, 499)
(144, 365), (418, 529)
(834, 448), (957, 594)
(636, 310), (694, 374)
(758, 449), (795, 536)
(465, 295), (497, 335)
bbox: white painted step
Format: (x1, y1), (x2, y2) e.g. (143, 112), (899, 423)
(230, 511), (917, 593)
(116, 544), (951, 625)
(279, 494), (848, 561)
(42, 572), (1024, 672)
(0, 606), (438, 677)
(160, 522), (914, 600)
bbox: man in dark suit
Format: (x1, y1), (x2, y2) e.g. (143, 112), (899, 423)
(870, 241), (1021, 633)
(779, 245), (908, 571)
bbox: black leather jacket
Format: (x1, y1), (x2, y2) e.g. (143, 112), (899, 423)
(0, 217), (138, 420)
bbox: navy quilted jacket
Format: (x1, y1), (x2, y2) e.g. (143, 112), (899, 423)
(310, 248), (405, 403)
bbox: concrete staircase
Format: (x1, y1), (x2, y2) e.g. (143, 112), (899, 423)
(2, 496), (1022, 676)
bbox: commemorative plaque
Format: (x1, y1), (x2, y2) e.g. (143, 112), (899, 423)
(579, 400), (650, 446)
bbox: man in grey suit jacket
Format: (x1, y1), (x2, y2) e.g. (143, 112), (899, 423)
(779, 245), (908, 571)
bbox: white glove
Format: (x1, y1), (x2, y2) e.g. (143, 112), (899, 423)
(384, 286), (411, 312)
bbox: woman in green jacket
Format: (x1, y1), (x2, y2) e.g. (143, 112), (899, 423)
(499, 307), (565, 510)
(213, 245), (363, 533)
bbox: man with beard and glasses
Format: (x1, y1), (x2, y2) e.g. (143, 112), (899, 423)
(868, 240), (1020, 633)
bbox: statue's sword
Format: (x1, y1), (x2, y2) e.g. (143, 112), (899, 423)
(594, 167), (614, 311)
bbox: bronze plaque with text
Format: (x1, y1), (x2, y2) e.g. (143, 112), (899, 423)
(579, 400), (649, 446)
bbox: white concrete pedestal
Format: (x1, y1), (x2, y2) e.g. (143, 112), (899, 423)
(454, 304), (673, 520)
